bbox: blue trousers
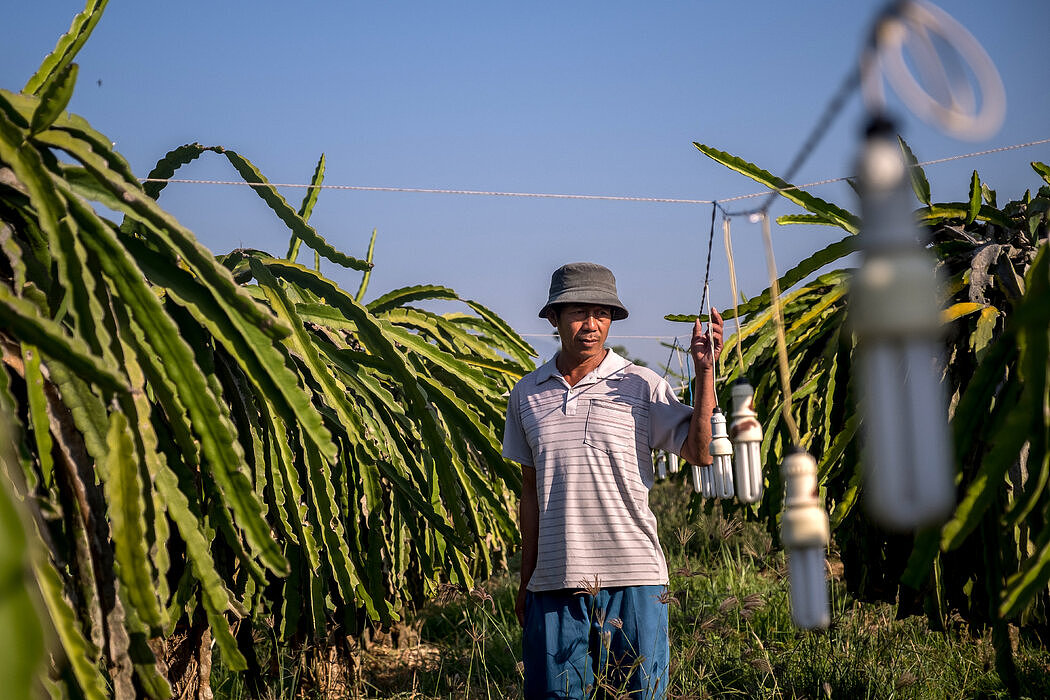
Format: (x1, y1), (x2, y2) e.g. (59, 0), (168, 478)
(522, 585), (669, 699)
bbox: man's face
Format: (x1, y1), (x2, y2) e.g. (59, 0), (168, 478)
(549, 304), (613, 361)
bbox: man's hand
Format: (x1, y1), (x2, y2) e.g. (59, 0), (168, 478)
(690, 308), (724, 371)
(517, 465), (538, 627)
(515, 584), (528, 626)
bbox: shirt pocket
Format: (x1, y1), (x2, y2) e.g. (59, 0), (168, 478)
(583, 399), (640, 455)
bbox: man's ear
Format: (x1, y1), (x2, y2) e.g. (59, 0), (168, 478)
(546, 310), (558, 328)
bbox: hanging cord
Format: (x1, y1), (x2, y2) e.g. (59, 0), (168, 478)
(760, 212), (801, 445)
(722, 214), (746, 374)
(697, 202), (718, 317)
(695, 203), (720, 409)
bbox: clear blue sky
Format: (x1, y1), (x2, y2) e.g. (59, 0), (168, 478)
(5, 1), (1050, 369)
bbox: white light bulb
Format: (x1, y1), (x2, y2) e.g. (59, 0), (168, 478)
(699, 463), (715, 498)
(655, 451), (667, 480)
(852, 119), (954, 530)
(729, 379), (764, 503)
(691, 463), (702, 493)
(859, 340), (954, 528)
(787, 547), (829, 629)
(709, 408), (735, 499)
(780, 449), (831, 629)
(668, 454), (680, 474)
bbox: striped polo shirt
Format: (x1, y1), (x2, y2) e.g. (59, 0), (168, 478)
(502, 349), (693, 591)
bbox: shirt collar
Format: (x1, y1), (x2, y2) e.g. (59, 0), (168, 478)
(536, 348), (632, 387)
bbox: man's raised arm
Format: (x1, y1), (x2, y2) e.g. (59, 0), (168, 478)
(680, 309), (723, 466)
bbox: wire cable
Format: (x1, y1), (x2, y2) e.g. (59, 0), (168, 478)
(753, 67), (863, 218)
(135, 136), (1050, 206)
(698, 203), (718, 319)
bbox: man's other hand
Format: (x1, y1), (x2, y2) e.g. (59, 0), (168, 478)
(691, 307), (724, 371)
(515, 584), (528, 626)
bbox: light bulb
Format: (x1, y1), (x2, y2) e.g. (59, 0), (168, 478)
(668, 453), (680, 474)
(787, 548), (828, 629)
(699, 463), (715, 498)
(852, 117), (954, 530)
(729, 378), (764, 503)
(691, 463), (702, 493)
(709, 408), (735, 499)
(780, 448), (830, 629)
(655, 451), (667, 480)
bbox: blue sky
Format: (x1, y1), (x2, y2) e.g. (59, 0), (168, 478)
(5, 1), (1050, 369)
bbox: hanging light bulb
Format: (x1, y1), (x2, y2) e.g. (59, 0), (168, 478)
(709, 408), (735, 499)
(698, 461), (715, 498)
(690, 461), (703, 494)
(729, 378), (764, 503)
(852, 116), (954, 530)
(668, 453), (680, 474)
(655, 451), (667, 480)
(780, 448), (830, 629)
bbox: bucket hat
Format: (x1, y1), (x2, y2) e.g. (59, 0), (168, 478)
(538, 262), (629, 320)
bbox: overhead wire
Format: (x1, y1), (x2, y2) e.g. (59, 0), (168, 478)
(135, 136), (1050, 206)
(750, 66), (863, 218)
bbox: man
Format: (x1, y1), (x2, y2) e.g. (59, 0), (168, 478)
(502, 262), (723, 699)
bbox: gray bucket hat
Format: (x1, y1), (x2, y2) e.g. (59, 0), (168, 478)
(538, 262), (629, 320)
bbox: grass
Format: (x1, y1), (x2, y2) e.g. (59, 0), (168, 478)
(212, 476), (1050, 699)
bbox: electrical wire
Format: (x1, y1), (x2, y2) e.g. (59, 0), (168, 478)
(698, 203), (717, 318)
(135, 136), (1050, 207)
(753, 66), (863, 218)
